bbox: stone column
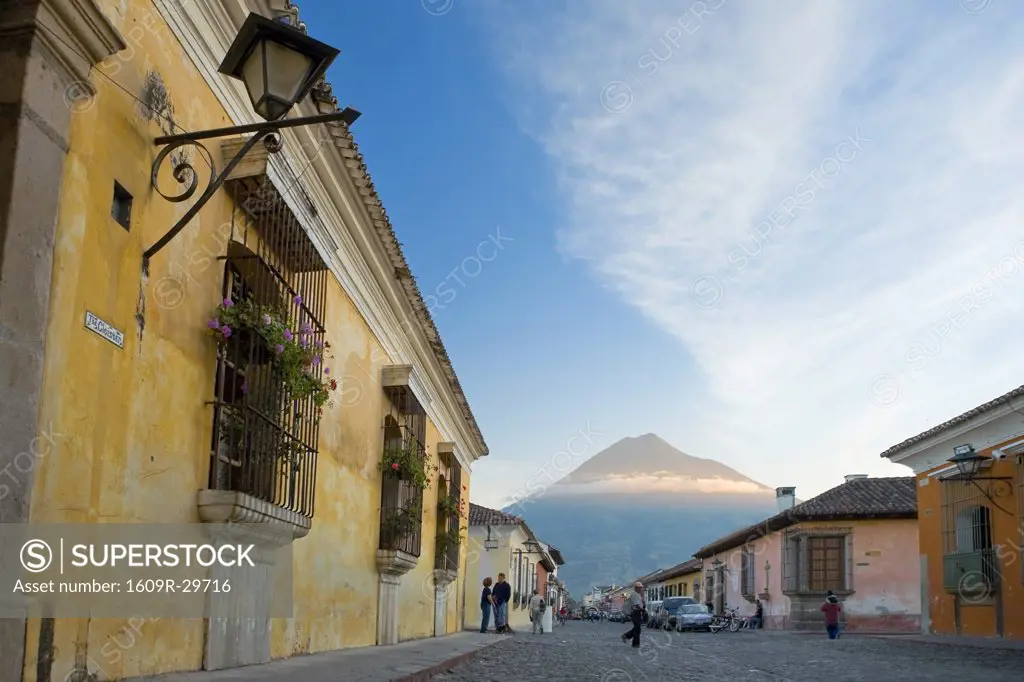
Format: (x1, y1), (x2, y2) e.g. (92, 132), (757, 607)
(376, 549), (417, 645)
(197, 490), (311, 670)
(0, 2), (123, 680)
(432, 568), (456, 636)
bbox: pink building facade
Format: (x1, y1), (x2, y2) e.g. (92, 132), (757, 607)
(695, 477), (921, 632)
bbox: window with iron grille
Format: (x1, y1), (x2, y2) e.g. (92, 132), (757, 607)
(693, 580), (700, 601)
(513, 549), (523, 607)
(378, 385), (428, 557)
(741, 548), (756, 599)
(435, 453), (462, 572)
(783, 528), (853, 593)
(208, 180), (330, 519)
(940, 477), (996, 597)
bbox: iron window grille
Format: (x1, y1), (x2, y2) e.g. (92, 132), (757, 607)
(435, 453), (462, 572)
(741, 548), (756, 600)
(378, 385), (428, 557)
(208, 179), (329, 518)
(941, 477), (997, 598)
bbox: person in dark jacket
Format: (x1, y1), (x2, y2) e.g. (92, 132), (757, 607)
(821, 590), (842, 639)
(492, 573), (513, 633)
(480, 577), (494, 633)
(752, 599), (764, 629)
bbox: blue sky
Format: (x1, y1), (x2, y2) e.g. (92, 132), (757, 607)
(300, 0), (1024, 508)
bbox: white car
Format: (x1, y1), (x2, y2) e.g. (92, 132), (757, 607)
(645, 600), (663, 628)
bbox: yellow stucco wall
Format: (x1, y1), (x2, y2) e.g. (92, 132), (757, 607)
(663, 570), (701, 598)
(19, 2), (473, 679)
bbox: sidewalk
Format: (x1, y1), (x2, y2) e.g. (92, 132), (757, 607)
(133, 632), (499, 682)
(865, 633), (1024, 651)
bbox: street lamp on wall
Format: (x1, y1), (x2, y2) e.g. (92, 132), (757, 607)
(143, 13), (360, 269)
(948, 444), (986, 479)
(945, 443), (1014, 513)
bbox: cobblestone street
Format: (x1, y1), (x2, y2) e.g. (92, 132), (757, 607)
(434, 622), (1024, 681)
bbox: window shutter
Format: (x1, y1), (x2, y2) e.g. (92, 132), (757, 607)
(844, 534), (854, 591)
(782, 536), (793, 591)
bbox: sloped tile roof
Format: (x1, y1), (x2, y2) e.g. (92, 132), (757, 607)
(657, 558), (703, 581)
(879, 384), (1024, 459)
(468, 503), (521, 526)
(273, 1), (488, 458)
(693, 476), (917, 558)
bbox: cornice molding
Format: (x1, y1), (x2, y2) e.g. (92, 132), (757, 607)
(0, 0), (127, 92)
(151, 0), (484, 472)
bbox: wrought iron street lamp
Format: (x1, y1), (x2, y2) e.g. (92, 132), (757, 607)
(219, 13), (338, 122)
(948, 444), (986, 478)
(143, 13), (360, 270)
(945, 443), (1014, 513)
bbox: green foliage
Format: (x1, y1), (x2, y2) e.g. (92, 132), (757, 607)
(208, 294), (337, 411)
(380, 501), (422, 548)
(380, 441), (437, 490)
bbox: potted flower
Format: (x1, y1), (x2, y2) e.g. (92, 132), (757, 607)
(208, 294), (337, 414)
(208, 296), (272, 365)
(380, 501), (422, 549)
(380, 441), (437, 490)
(437, 492), (465, 518)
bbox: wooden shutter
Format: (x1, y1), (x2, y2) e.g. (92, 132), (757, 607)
(844, 533), (854, 591)
(782, 535), (795, 591)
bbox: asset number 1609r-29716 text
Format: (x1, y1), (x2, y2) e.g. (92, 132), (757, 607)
(125, 579), (231, 593)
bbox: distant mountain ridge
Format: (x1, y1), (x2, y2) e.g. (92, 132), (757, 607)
(504, 434), (776, 595)
(557, 430), (770, 489)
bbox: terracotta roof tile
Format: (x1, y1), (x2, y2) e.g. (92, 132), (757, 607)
(879, 384), (1024, 459)
(693, 476), (916, 558)
(468, 503), (522, 526)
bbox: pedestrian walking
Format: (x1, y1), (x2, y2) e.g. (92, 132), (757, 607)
(821, 590), (842, 639)
(480, 577), (494, 633)
(529, 589), (546, 634)
(492, 572), (513, 634)
(619, 581), (646, 649)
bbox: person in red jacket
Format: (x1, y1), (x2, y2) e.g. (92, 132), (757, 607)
(821, 590), (842, 639)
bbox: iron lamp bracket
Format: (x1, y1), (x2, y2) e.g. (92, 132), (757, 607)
(142, 108), (360, 273)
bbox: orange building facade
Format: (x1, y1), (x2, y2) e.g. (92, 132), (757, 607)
(882, 385), (1024, 639)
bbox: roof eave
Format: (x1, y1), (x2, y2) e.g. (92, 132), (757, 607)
(879, 386), (1024, 462)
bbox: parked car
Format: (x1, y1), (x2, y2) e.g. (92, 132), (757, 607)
(676, 603), (713, 632)
(655, 597), (697, 629)
(645, 600), (663, 628)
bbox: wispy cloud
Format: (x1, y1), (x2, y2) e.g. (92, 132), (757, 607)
(482, 0), (1024, 490)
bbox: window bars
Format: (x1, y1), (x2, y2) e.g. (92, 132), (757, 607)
(435, 453), (462, 572)
(941, 477), (997, 595)
(208, 178), (328, 518)
(741, 549), (756, 599)
(378, 386), (428, 557)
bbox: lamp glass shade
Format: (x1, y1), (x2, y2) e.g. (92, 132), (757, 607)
(952, 453), (984, 477)
(240, 38), (316, 121)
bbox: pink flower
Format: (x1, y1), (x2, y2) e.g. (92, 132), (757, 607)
(275, 344), (285, 355)
(293, 294), (303, 305)
(222, 298), (233, 307)
(262, 314), (272, 325)
(324, 367), (330, 375)
(300, 322), (313, 334)
(283, 329), (293, 342)
(220, 325), (232, 338)
(391, 463), (399, 471)
(207, 318), (220, 329)
(312, 355), (321, 366)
